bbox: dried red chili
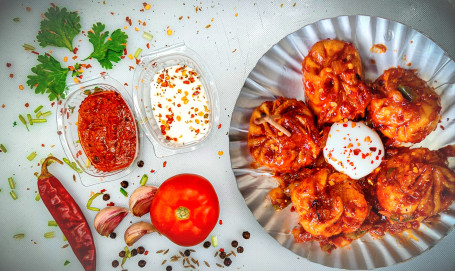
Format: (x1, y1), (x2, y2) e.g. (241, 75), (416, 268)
(78, 90), (137, 172)
(38, 157), (96, 271)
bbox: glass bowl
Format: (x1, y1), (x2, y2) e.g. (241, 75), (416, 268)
(133, 43), (220, 157)
(57, 74), (142, 186)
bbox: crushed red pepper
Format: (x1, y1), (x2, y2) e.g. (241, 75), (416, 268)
(78, 90), (137, 172)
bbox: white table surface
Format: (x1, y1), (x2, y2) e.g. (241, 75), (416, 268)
(0, 0), (454, 271)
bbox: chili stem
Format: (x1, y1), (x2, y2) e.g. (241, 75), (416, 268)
(8, 177), (15, 189)
(140, 174), (148, 186)
(0, 144), (7, 153)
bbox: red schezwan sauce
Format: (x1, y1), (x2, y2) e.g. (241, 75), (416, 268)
(78, 90), (137, 172)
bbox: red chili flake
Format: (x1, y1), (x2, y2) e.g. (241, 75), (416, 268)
(6, 63), (11, 67)
(123, 48), (127, 55)
(32, 51), (40, 55)
(353, 149), (361, 155)
(144, 250), (149, 256)
(343, 123), (348, 127)
(73, 47), (79, 54)
(376, 156), (380, 160)
(362, 153), (368, 159)
(191, 114), (195, 118)
(219, 220), (223, 225)
(100, 72), (107, 76)
(193, 90), (200, 96)
(150, 169), (155, 173)
(163, 161), (167, 167)
(25, 103), (29, 107)
(107, 202), (115, 206)
(370, 160), (374, 164)
(9, 74), (14, 78)
(218, 124), (222, 129)
(1, 104), (5, 108)
(128, 66), (135, 71)
(369, 147), (377, 152)
(57, 130), (62, 135)
(136, 58), (140, 65)
(110, 12), (114, 15)
(26, 6), (31, 12)
(120, 56), (125, 59)
(290, 206), (295, 212)
(100, 189), (107, 193)
(86, 64), (92, 69)
(378, 150), (382, 155)
(440, 125), (445, 130)
(41, 144), (45, 147)
(146, 43), (150, 49)
(183, 80), (190, 84)
(124, 83), (128, 86)
(219, 248), (224, 252)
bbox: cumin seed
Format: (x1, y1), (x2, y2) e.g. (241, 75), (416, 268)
(204, 261), (210, 267)
(163, 249), (169, 255)
(214, 251), (219, 257)
(216, 263), (224, 268)
(156, 249), (164, 254)
(161, 259), (167, 265)
(61, 244), (69, 248)
(179, 251), (185, 257)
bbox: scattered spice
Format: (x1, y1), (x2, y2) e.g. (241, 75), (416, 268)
(184, 249), (191, 256)
(103, 194), (110, 201)
(166, 266), (172, 271)
(13, 233), (25, 240)
(203, 241), (211, 248)
(219, 251), (226, 259)
(137, 246), (145, 254)
(119, 251), (126, 258)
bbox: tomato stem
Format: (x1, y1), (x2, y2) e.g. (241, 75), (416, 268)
(175, 206), (190, 220)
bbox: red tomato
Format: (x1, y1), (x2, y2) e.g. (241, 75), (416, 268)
(150, 174), (220, 246)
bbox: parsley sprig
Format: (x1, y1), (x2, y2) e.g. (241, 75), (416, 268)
(36, 6), (81, 52)
(84, 22), (128, 69)
(27, 54), (69, 101)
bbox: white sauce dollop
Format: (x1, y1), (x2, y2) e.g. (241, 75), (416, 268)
(323, 121), (384, 179)
(150, 65), (210, 145)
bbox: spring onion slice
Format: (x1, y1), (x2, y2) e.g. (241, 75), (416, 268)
(27, 114), (33, 126)
(8, 177), (15, 189)
(63, 234), (67, 241)
(48, 220), (58, 227)
(35, 193), (41, 201)
(10, 191), (17, 200)
(211, 235), (218, 247)
(397, 85), (418, 102)
(0, 144), (7, 153)
(27, 152), (37, 161)
(31, 119), (47, 123)
(142, 32), (153, 40)
(23, 43), (35, 50)
(41, 111), (52, 118)
(140, 174), (148, 186)
(13, 233), (25, 239)
(86, 193), (102, 211)
(120, 187), (128, 197)
(134, 48), (142, 58)
(44, 231), (55, 238)
(34, 105), (43, 113)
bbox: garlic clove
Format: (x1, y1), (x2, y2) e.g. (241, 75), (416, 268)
(124, 222), (156, 246)
(94, 206), (129, 236)
(129, 185), (158, 217)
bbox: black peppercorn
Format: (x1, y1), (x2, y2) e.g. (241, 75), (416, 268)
(137, 160), (144, 167)
(103, 193), (110, 201)
(219, 251), (227, 259)
(120, 180), (129, 188)
(109, 232), (116, 239)
(137, 246), (145, 254)
(231, 240), (238, 247)
(203, 241), (211, 248)
(166, 265), (172, 271)
(237, 246), (244, 253)
(138, 260), (146, 267)
(224, 257), (232, 266)
(119, 251), (126, 257)
(184, 249), (191, 256)
(131, 248), (138, 256)
(112, 260), (119, 268)
(242, 231), (250, 239)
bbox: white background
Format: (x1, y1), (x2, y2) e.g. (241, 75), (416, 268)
(0, 0), (454, 270)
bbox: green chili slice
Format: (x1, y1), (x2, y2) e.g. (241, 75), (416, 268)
(143, 32), (153, 40)
(140, 174), (148, 186)
(120, 187), (128, 197)
(41, 111), (52, 118)
(86, 193), (102, 211)
(27, 114), (33, 126)
(35, 193), (41, 201)
(0, 144), (7, 153)
(48, 220), (58, 227)
(8, 177), (15, 189)
(397, 85), (418, 102)
(211, 235), (218, 247)
(31, 119), (47, 123)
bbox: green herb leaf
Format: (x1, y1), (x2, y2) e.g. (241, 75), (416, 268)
(71, 63), (83, 77)
(85, 22), (128, 69)
(27, 54), (69, 101)
(36, 6), (81, 51)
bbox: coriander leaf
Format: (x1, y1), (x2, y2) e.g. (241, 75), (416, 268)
(27, 54), (69, 101)
(36, 6), (81, 51)
(84, 22), (128, 69)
